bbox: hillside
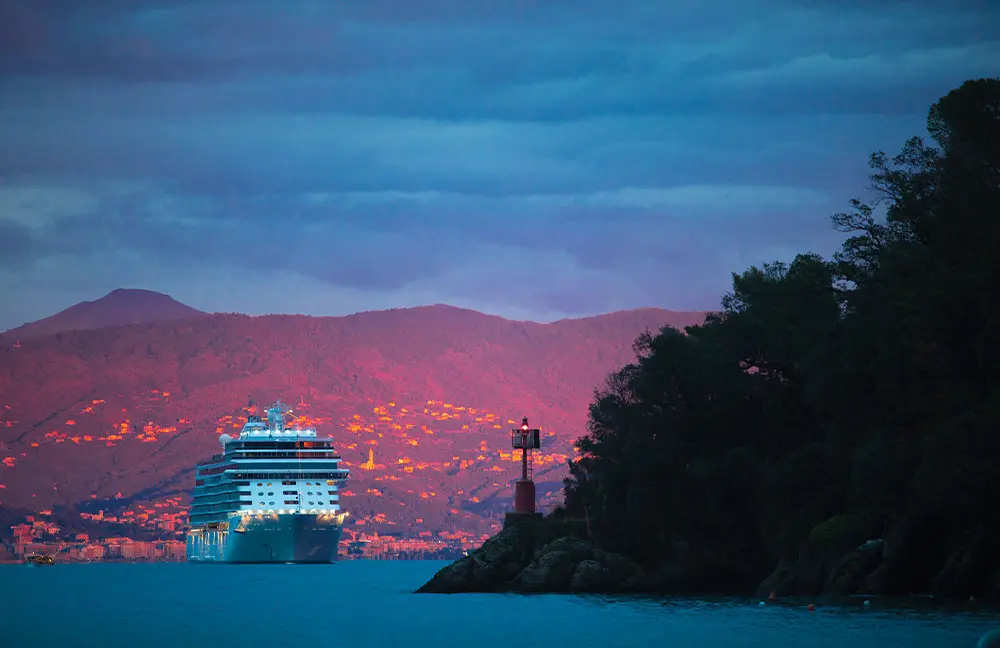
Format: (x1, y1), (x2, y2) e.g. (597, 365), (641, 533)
(1, 288), (205, 340)
(0, 304), (708, 541)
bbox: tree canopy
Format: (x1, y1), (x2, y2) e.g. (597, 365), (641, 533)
(563, 78), (1000, 596)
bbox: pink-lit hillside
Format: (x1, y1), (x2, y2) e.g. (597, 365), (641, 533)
(0, 291), (708, 543)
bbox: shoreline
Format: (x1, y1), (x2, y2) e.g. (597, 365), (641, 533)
(415, 514), (1000, 606)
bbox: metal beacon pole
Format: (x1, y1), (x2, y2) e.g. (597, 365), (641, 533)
(510, 417), (541, 517)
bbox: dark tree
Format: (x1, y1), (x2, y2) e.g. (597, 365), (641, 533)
(564, 78), (1000, 598)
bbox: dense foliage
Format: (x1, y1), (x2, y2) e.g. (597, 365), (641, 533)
(564, 79), (1000, 595)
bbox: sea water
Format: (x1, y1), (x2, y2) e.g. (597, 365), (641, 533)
(1, 561), (997, 648)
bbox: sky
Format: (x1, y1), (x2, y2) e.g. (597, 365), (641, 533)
(0, 1), (997, 329)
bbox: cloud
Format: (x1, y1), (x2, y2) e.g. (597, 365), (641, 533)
(0, 0), (996, 329)
(0, 219), (35, 268)
(717, 44), (1000, 92)
(0, 186), (100, 229)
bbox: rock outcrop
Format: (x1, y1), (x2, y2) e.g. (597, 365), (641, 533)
(416, 513), (642, 594)
(756, 511), (1000, 600)
(419, 510), (1000, 600)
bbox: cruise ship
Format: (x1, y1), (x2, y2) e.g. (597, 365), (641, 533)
(186, 400), (350, 563)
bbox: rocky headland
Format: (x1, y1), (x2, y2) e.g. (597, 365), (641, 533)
(416, 511), (765, 596)
(416, 513), (644, 594)
(418, 511), (1000, 600)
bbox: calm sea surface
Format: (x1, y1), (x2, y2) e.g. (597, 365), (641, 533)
(1, 560), (998, 648)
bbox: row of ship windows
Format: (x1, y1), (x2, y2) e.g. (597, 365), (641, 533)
(224, 461), (344, 470)
(191, 501), (338, 514)
(193, 481), (338, 497)
(190, 496), (246, 507)
(191, 496), (247, 506)
(232, 472), (348, 480)
(257, 481), (338, 487)
(225, 441), (335, 450)
(257, 491), (337, 496)
(190, 503), (244, 513)
(227, 451), (341, 459)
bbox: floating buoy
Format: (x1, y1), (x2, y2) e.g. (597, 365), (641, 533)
(807, 604), (815, 612)
(759, 601), (766, 606)
(863, 600), (871, 608)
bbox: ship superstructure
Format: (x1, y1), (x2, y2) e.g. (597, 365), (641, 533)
(186, 400), (350, 563)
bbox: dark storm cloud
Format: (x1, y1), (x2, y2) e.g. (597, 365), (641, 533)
(0, 0), (997, 328)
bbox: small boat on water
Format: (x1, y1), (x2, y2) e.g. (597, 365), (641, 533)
(25, 554), (55, 566)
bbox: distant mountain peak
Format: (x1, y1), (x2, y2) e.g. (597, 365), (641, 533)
(97, 288), (190, 304)
(2, 288), (205, 340)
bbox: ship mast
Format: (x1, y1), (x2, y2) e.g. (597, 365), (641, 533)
(266, 400), (292, 433)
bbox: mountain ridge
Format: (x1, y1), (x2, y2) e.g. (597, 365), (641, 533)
(4, 289), (712, 340)
(0, 293), (711, 542)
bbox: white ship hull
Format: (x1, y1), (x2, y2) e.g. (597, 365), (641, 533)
(186, 513), (344, 563)
(187, 400), (350, 563)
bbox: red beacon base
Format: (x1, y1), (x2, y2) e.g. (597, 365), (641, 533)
(513, 479), (536, 514)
